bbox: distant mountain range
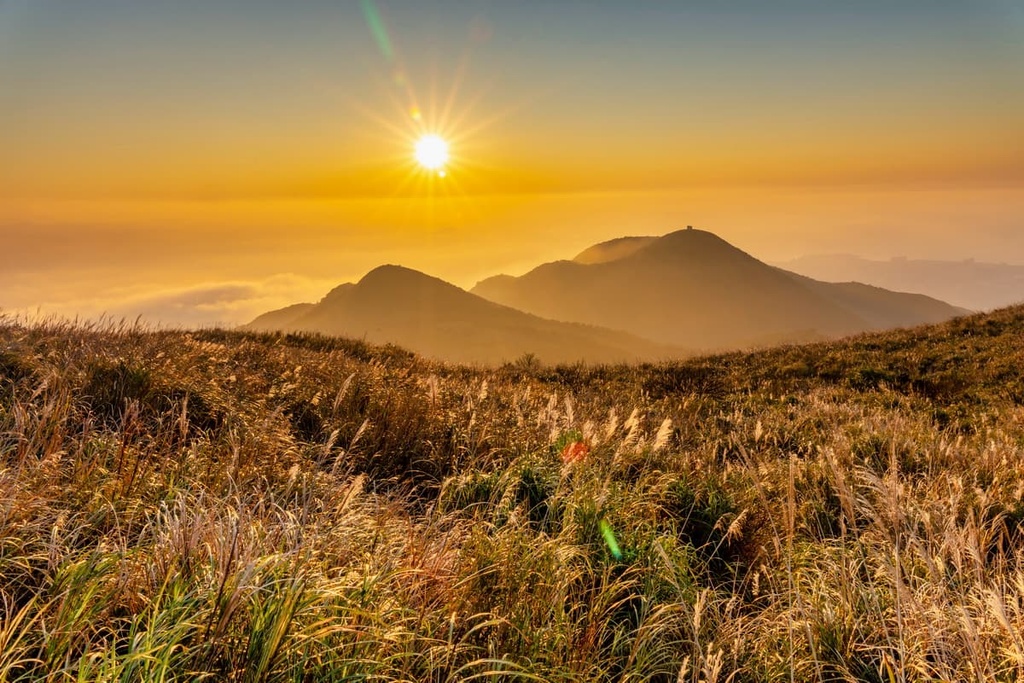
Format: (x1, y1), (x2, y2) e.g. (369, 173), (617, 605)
(473, 228), (966, 351)
(777, 254), (1024, 312)
(244, 265), (680, 365)
(247, 228), (968, 363)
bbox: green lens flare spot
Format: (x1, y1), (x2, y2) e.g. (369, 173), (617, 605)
(361, 0), (394, 62)
(600, 519), (622, 560)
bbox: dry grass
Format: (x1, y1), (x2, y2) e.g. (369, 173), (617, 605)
(0, 308), (1023, 681)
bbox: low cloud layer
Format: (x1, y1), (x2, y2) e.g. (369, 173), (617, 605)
(3, 274), (338, 329)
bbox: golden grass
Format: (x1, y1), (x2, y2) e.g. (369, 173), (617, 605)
(0, 308), (1022, 681)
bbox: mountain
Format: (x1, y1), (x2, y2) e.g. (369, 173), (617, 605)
(246, 302), (316, 330)
(573, 236), (658, 264)
(472, 228), (966, 351)
(245, 265), (681, 365)
(778, 254), (1024, 312)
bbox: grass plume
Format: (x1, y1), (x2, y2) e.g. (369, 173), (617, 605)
(0, 308), (1023, 680)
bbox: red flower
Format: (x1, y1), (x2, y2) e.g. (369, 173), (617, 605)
(560, 440), (591, 465)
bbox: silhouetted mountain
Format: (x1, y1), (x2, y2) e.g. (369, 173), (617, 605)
(472, 228), (965, 351)
(787, 274), (971, 329)
(246, 302), (316, 330)
(245, 265), (681, 364)
(573, 236), (657, 264)
(778, 254), (1024, 312)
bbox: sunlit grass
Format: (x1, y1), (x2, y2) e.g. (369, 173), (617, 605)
(0, 308), (1022, 680)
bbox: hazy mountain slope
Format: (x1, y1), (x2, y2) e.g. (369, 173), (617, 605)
(245, 265), (681, 364)
(785, 273), (973, 328)
(246, 302), (317, 330)
(779, 254), (1024, 311)
(473, 228), (964, 350)
(573, 236), (657, 264)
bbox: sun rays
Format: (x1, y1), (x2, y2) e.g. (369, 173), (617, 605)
(344, 1), (510, 208)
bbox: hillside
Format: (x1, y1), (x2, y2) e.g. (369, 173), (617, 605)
(779, 253), (1024, 311)
(1, 307), (1023, 680)
(572, 235), (657, 264)
(785, 272), (970, 330)
(473, 228), (966, 350)
(245, 264), (682, 364)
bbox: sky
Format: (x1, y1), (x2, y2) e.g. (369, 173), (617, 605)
(2, 0), (1023, 325)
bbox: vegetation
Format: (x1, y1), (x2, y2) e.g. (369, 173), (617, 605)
(1, 306), (1023, 681)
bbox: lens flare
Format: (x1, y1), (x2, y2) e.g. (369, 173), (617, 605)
(600, 519), (623, 560)
(360, 0), (394, 61)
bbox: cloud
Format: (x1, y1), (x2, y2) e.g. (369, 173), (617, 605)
(3, 273), (339, 329)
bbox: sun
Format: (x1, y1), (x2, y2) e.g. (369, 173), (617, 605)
(414, 134), (449, 171)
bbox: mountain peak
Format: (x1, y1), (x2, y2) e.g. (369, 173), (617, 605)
(245, 264), (680, 364)
(621, 227), (751, 266)
(315, 265), (455, 308)
(360, 264), (427, 283)
(470, 225), (964, 350)
(356, 264), (460, 293)
(665, 225), (712, 236)
(659, 227), (732, 246)
(571, 228), (727, 266)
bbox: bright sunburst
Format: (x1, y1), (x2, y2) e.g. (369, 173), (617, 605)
(350, 0), (511, 200)
(414, 134), (449, 171)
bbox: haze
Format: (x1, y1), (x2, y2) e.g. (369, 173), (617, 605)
(2, 1), (1023, 326)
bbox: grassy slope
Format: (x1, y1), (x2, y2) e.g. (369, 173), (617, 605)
(1, 307), (1023, 681)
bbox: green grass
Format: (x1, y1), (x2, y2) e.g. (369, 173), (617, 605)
(0, 308), (1023, 681)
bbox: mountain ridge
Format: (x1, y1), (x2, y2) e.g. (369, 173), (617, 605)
(245, 264), (683, 365)
(778, 253), (1024, 311)
(248, 228), (967, 361)
(472, 228), (965, 351)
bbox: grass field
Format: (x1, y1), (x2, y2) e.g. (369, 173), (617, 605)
(1, 307), (1023, 681)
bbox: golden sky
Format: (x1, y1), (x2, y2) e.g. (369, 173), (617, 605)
(1, 1), (1023, 324)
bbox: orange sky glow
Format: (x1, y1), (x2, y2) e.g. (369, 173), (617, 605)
(1, 1), (1022, 325)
